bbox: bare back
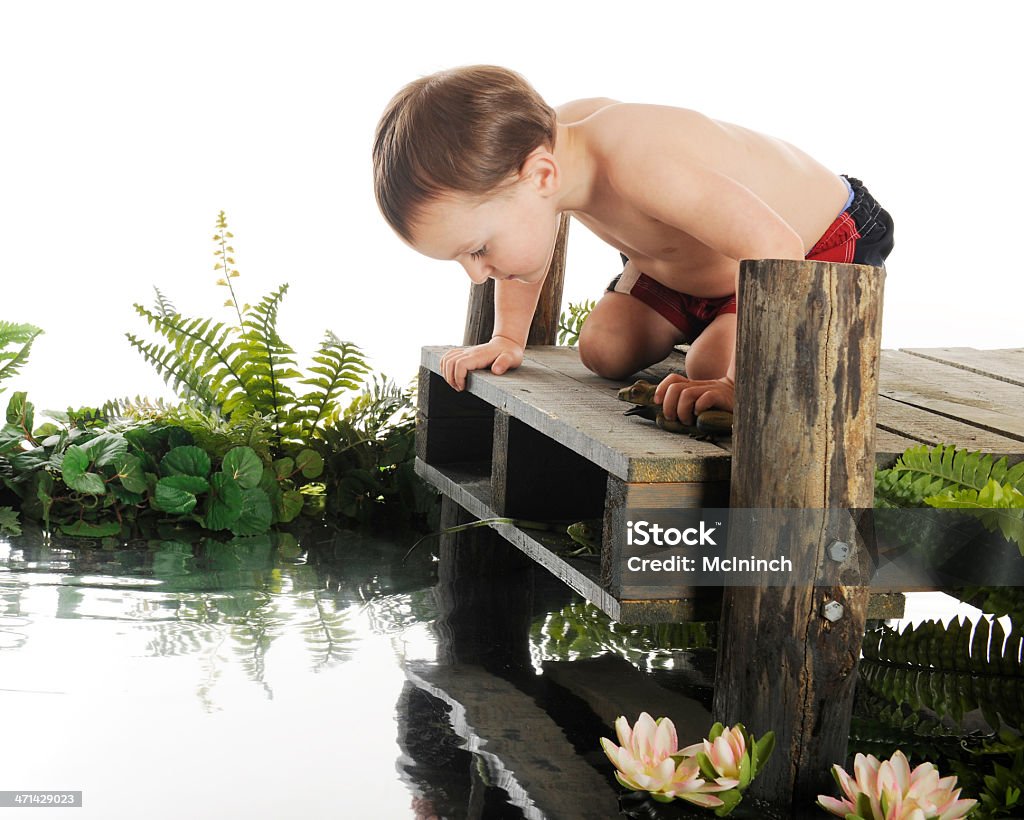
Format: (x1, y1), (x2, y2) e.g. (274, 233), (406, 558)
(555, 99), (849, 297)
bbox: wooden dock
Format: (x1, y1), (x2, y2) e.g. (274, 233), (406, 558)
(416, 344), (1024, 624)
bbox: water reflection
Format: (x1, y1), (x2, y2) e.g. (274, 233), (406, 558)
(0, 527), (824, 819)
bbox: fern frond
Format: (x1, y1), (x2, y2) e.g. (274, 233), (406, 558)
(293, 333), (370, 440)
(0, 321), (43, 390)
(151, 287), (176, 318)
(557, 299), (595, 346)
(236, 285), (299, 424)
(129, 305), (250, 415)
(167, 404), (275, 461)
(879, 445), (1024, 507)
(926, 479), (1024, 551)
(125, 332), (220, 413)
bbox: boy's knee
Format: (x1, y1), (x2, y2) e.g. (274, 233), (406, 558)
(578, 332), (635, 381)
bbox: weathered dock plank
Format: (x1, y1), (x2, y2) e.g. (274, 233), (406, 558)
(901, 347), (1024, 387)
(421, 346), (731, 483)
(417, 344), (1024, 624)
(879, 350), (1024, 441)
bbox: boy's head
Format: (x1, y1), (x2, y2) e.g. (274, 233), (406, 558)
(373, 65), (557, 244)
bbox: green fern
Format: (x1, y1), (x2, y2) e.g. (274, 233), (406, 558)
(860, 618), (1024, 731)
(557, 299), (595, 346)
(126, 311), (237, 414)
(877, 445), (1024, 506)
(232, 284), (301, 425)
(0, 321), (43, 393)
(292, 333), (369, 441)
(876, 444), (1024, 552)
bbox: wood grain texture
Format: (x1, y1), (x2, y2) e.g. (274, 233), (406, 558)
(880, 350), (1024, 440)
(713, 259), (884, 810)
(900, 346), (1024, 387)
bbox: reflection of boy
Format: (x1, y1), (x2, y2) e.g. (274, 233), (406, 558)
(373, 65), (894, 423)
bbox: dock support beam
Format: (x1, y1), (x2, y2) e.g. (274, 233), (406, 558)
(712, 259), (885, 812)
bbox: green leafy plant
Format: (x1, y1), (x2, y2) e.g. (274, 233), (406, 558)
(0, 391), (311, 538)
(557, 299), (595, 345)
(0, 506), (20, 536)
(126, 212), (370, 444)
(876, 445), (1024, 552)
(0, 321), (43, 394)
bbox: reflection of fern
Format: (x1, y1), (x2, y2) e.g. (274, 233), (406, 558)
(0, 321), (43, 392)
(859, 618), (1023, 731)
(530, 600), (716, 672)
(850, 689), (985, 763)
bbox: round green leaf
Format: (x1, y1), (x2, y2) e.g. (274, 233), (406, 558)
(273, 457), (294, 480)
(162, 474), (210, 495)
(114, 453), (147, 493)
(278, 489), (304, 523)
(295, 448), (324, 479)
(70, 471), (107, 495)
(154, 476), (202, 514)
(82, 432), (129, 467)
(61, 444), (90, 484)
(205, 472), (243, 530)
(221, 446), (262, 489)
(230, 487), (273, 536)
(160, 445), (211, 478)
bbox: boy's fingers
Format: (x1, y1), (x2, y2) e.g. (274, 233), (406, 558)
(654, 373), (686, 403)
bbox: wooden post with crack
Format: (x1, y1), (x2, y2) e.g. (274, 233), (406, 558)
(711, 258), (885, 812)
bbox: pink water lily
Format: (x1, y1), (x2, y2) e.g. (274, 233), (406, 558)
(817, 750), (977, 819)
(681, 723), (747, 782)
(599, 713), (733, 807)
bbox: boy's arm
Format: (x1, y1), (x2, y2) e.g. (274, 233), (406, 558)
(439, 277), (544, 391)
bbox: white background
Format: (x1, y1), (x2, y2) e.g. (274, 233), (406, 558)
(3, 1), (1022, 413)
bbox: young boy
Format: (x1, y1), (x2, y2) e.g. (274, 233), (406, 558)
(373, 65), (894, 424)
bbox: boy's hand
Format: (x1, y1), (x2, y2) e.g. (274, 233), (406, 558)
(654, 374), (734, 425)
(440, 336), (524, 391)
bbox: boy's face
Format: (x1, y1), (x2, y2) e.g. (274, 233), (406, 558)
(408, 176), (560, 286)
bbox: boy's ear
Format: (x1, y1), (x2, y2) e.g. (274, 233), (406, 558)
(519, 147), (559, 196)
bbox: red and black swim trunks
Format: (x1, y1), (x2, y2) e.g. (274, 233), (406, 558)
(608, 175), (894, 341)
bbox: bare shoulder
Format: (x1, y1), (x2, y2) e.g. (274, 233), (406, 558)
(584, 103), (722, 151)
(581, 104), (717, 182)
(555, 97), (621, 123)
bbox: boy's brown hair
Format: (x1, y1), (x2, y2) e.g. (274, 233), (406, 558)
(373, 65), (557, 242)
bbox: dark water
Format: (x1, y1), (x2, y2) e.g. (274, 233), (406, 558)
(0, 527), (753, 820)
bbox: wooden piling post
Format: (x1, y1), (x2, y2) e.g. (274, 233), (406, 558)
(712, 258), (885, 812)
